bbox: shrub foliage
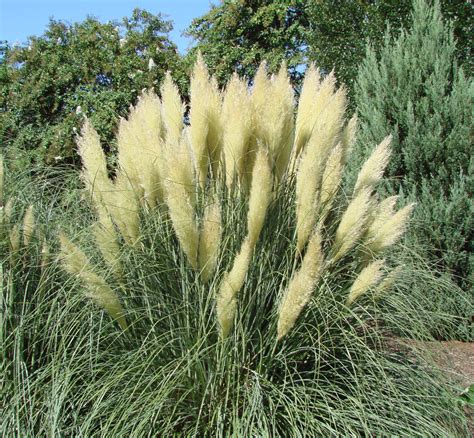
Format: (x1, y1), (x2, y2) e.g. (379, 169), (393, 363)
(354, 0), (473, 291)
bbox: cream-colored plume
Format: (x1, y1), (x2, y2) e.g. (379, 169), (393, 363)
(221, 74), (254, 189)
(376, 265), (403, 297)
(294, 78), (347, 252)
(251, 62), (270, 130)
(341, 114), (358, 164)
(216, 147), (273, 337)
(189, 54), (222, 187)
(161, 72), (185, 147)
(163, 130), (197, 205)
(332, 188), (373, 262)
(189, 55), (210, 187)
(93, 208), (121, 275)
(319, 144), (344, 217)
(77, 119), (112, 205)
(294, 64), (321, 157)
(59, 232), (128, 330)
(366, 203), (415, 254)
(207, 76), (223, 177)
(9, 224), (20, 252)
(295, 150), (323, 253)
(78, 119), (140, 243)
(367, 196), (399, 234)
(198, 200), (222, 282)
(106, 175), (140, 245)
(252, 63), (294, 180)
(347, 259), (385, 305)
(164, 131), (200, 268)
(166, 193), (199, 269)
(3, 198), (13, 226)
(216, 238), (254, 337)
(353, 136), (391, 193)
(277, 231), (324, 340)
(22, 205), (35, 246)
(116, 91), (163, 207)
(246, 147), (273, 246)
(292, 72), (346, 167)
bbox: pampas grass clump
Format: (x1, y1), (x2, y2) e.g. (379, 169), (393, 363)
(64, 58), (414, 339)
(5, 59), (467, 437)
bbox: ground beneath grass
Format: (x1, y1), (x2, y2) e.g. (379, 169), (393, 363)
(424, 340), (473, 389)
(424, 340), (473, 436)
(388, 338), (473, 435)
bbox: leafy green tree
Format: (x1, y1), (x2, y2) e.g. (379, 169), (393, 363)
(354, 0), (473, 290)
(185, 0), (310, 85)
(188, 0), (472, 99)
(0, 9), (184, 167)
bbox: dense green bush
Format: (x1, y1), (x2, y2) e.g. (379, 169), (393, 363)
(0, 9), (184, 168)
(354, 0), (473, 297)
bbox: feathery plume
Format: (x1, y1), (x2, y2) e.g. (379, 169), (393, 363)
(164, 130), (197, 205)
(216, 148), (272, 337)
(22, 205), (35, 246)
(222, 74), (254, 188)
(294, 64), (321, 157)
(341, 114), (358, 164)
(3, 198), (13, 226)
(332, 188), (373, 262)
(295, 150), (323, 253)
(116, 90), (163, 207)
(207, 76), (223, 177)
(271, 64), (295, 180)
(367, 203), (415, 254)
(198, 200), (222, 282)
(347, 259), (385, 305)
(251, 62), (270, 134)
(293, 72), (345, 168)
(189, 54), (210, 136)
(216, 238), (254, 338)
(277, 231), (324, 340)
(353, 136), (391, 193)
(163, 130), (200, 268)
(247, 147), (273, 246)
(294, 82), (347, 251)
(93, 208), (121, 274)
(366, 195), (399, 236)
(59, 232), (128, 330)
(252, 64), (294, 180)
(106, 175), (140, 245)
(9, 224), (20, 252)
(161, 72), (185, 147)
(319, 144), (344, 216)
(165, 181), (199, 269)
(189, 53), (217, 187)
(376, 265), (403, 297)
(77, 119), (112, 205)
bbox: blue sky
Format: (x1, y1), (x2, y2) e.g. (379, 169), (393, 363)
(0, 0), (213, 53)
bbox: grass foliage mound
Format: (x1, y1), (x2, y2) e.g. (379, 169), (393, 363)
(0, 58), (469, 436)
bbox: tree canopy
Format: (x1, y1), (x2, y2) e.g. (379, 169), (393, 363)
(185, 0), (310, 85)
(187, 0), (472, 99)
(0, 9), (184, 166)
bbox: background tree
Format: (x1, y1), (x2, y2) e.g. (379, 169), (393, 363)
(0, 9), (184, 167)
(188, 0), (472, 100)
(185, 0), (310, 86)
(353, 0), (473, 293)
